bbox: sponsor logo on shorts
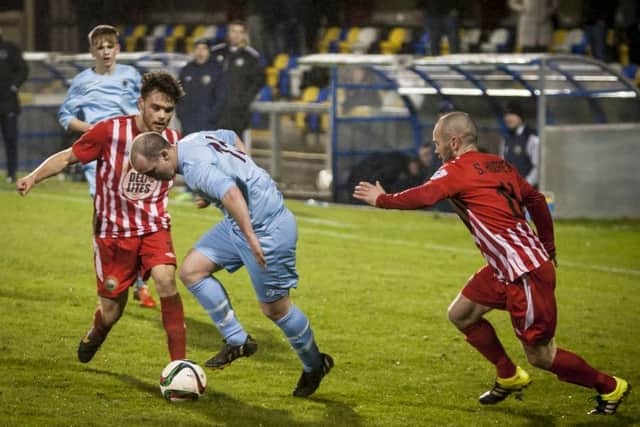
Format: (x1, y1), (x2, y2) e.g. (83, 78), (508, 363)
(105, 276), (118, 292)
(164, 252), (176, 258)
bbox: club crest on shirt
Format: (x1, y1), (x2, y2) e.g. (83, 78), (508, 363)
(122, 79), (128, 88)
(430, 168), (448, 180)
(120, 167), (161, 200)
(201, 74), (211, 85)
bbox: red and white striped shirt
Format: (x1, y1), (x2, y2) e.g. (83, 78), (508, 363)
(376, 151), (555, 283)
(72, 115), (180, 238)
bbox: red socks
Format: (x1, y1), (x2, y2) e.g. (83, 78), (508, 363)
(550, 348), (616, 394)
(462, 320), (616, 394)
(462, 319), (517, 378)
(160, 294), (186, 360)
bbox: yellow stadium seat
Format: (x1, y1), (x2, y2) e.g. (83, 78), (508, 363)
(339, 27), (361, 53)
(318, 26), (340, 53)
(380, 27), (407, 54)
(266, 53), (290, 91)
(125, 24), (147, 52)
(550, 29), (569, 52)
(165, 24), (187, 52)
(185, 25), (207, 53)
(296, 86), (320, 129)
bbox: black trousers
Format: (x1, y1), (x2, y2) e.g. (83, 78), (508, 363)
(0, 112), (18, 180)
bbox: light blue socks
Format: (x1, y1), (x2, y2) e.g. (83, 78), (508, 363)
(188, 276), (248, 345)
(275, 305), (322, 372)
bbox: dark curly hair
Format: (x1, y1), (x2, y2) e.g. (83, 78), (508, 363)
(140, 71), (185, 103)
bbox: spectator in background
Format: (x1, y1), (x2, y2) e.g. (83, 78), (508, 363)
(418, 141), (440, 181)
(0, 27), (29, 184)
(57, 25), (155, 308)
(176, 39), (223, 202)
(423, 0), (461, 55)
(211, 20), (265, 140)
(509, 0), (558, 52)
(582, 0), (619, 61)
(177, 39), (222, 136)
(58, 25), (140, 198)
(501, 101), (539, 188)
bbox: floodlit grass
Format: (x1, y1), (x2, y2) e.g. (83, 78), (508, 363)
(1, 179), (639, 426)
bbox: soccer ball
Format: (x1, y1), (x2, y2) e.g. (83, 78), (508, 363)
(159, 359), (207, 401)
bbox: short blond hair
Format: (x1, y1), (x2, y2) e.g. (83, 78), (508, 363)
(88, 25), (119, 46)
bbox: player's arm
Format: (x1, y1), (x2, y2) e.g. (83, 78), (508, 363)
(16, 148), (79, 196)
(519, 174), (556, 263)
(354, 178), (448, 210)
(58, 78), (91, 133)
(18, 121), (108, 196)
(221, 186), (266, 268)
(66, 118), (92, 133)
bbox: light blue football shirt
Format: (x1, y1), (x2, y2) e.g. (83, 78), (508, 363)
(177, 130), (286, 230)
(58, 64), (141, 130)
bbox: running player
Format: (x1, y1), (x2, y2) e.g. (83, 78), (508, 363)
(354, 111), (630, 415)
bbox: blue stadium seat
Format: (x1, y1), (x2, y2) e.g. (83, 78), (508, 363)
(307, 87), (331, 132)
(251, 85), (273, 129)
(413, 31), (431, 55)
(278, 55), (299, 98)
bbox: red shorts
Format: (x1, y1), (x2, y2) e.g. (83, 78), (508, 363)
(93, 230), (176, 298)
(461, 260), (557, 345)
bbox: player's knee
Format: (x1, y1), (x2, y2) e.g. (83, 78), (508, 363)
(447, 306), (467, 329)
(260, 297), (291, 321)
(178, 264), (203, 287)
(524, 345), (554, 370)
(155, 276), (177, 297)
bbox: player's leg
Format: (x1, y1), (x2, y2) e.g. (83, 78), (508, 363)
(78, 292), (129, 363)
(244, 209), (332, 397)
(141, 230), (185, 361)
(0, 112), (18, 182)
(78, 237), (138, 363)
(179, 222), (254, 367)
(517, 261), (630, 415)
(132, 273), (157, 308)
(449, 266), (529, 404)
(260, 295), (333, 398)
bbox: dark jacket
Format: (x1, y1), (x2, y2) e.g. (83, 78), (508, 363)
(210, 43), (265, 134)
(0, 37), (29, 114)
(177, 58), (223, 135)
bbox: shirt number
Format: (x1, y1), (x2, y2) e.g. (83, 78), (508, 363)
(205, 135), (246, 162)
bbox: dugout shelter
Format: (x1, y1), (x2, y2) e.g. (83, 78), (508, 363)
(299, 53), (640, 218)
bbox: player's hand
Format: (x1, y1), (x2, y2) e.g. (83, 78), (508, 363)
(247, 233), (267, 269)
(194, 197), (210, 209)
(352, 180), (386, 206)
(549, 251), (557, 267)
(16, 176), (36, 196)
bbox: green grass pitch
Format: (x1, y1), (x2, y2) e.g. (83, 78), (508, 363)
(1, 179), (639, 426)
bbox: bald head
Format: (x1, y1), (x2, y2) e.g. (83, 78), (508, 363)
(437, 111), (478, 148)
(130, 132), (176, 181)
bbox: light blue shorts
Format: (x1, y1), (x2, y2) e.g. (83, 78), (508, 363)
(194, 209), (299, 303)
